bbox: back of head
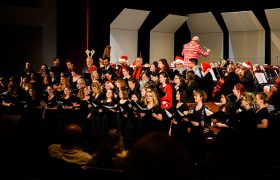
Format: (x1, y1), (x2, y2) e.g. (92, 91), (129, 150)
(192, 36), (200, 43)
(124, 132), (195, 178)
(63, 124), (83, 146)
(189, 58), (198, 66)
(105, 129), (124, 152)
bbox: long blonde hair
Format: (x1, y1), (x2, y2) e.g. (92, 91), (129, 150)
(91, 82), (102, 97)
(144, 91), (159, 106)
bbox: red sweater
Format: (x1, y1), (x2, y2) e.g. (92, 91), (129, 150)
(160, 84), (173, 109)
(181, 40), (210, 61)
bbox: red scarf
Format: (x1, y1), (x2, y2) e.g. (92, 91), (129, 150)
(132, 65), (143, 80)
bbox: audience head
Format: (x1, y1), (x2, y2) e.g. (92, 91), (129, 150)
(63, 124), (83, 146)
(123, 132), (195, 178)
(104, 129), (125, 153)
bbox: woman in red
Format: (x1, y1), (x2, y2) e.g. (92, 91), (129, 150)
(159, 72), (173, 110)
(159, 72), (173, 132)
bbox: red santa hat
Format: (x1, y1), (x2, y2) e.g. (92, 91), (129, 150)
(201, 61), (211, 73)
(242, 60), (251, 69)
(119, 55), (129, 63)
(174, 56), (184, 65)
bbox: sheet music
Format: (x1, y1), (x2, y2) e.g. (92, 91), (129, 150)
(134, 102), (148, 111)
(165, 109), (173, 118)
(255, 72), (267, 84)
(92, 102), (98, 107)
(103, 104), (117, 109)
(205, 108), (214, 116)
(177, 110), (185, 117)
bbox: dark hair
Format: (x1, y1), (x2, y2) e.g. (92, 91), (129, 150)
(71, 67), (80, 74)
(66, 59), (73, 64)
(189, 58), (198, 65)
(105, 70), (113, 75)
(185, 71), (196, 85)
(130, 91), (140, 100)
(159, 72), (170, 84)
(104, 129), (125, 153)
(128, 78), (140, 90)
(177, 89), (187, 103)
(53, 57), (59, 62)
(159, 59), (170, 74)
(141, 70), (151, 79)
(220, 93), (235, 113)
(152, 61), (158, 67)
(174, 74), (185, 85)
(151, 72), (158, 77)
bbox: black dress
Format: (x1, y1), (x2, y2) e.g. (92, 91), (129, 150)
(255, 107), (270, 146)
(236, 108), (257, 150)
(129, 100), (143, 140)
(186, 104), (210, 161)
(200, 72), (214, 101)
(140, 105), (163, 137)
(118, 100), (135, 140)
(86, 94), (105, 138)
(210, 106), (238, 154)
(69, 77), (79, 95)
(171, 103), (189, 145)
(101, 99), (119, 136)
